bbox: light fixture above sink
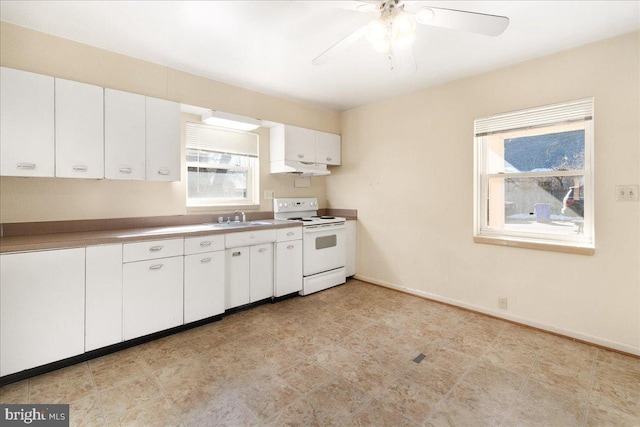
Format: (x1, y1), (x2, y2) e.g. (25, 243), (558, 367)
(201, 110), (261, 131)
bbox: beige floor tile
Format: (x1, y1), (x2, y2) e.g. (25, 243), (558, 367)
(29, 363), (95, 404)
(586, 404), (640, 427)
(506, 379), (588, 426)
(346, 398), (419, 426)
(0, 380), (29, 403)
(303, 377), (373, 423)
(596, 348), (640, 372)
(239, 376), (300, 420)
(529, 358), (593, 398)
(69, 393), (106, 427)
(89, 350), (151, 391)
(97, 376), (165, 419)
(376, 374), (448, 424)
(277, 360), (335, 394)
(589, 368), (640, 417)
(106, 397), (181, 427)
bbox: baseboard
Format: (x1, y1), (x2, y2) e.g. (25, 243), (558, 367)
(354, 274), (640, 357)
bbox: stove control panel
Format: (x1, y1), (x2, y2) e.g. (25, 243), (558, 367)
(274, 198), (318, 213)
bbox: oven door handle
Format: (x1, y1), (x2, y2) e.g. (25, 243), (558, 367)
(303, 224), (345, 233)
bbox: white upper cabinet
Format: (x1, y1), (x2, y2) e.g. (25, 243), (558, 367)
(104, 88), (146, 180)
(315, 131), (341, 165)
(270, 124), (341, 166)
(146, 97), (181, 181)
(0, 67), (55, 177)
(55, 78), (104, 179)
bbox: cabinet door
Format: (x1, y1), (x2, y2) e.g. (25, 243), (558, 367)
(250, 243), (274, 302)
(55, 78), (104, 178)
(275, 240), (302, 297)
(146, 97), (181, 181)
(0, 67), (54, 177)
(225, 247), (250, 309)
(184, 251), (225, 323)
(345, 220), (357, 277)
(123, 256), (184, 340)
(104, 88), (146, 180)
(86, 244), (123, 352)
(284, 125), (315, 163)
(315, 131), (341, 165)
(0, 248), (85, 376)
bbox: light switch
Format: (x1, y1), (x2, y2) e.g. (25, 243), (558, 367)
(615, 185), (639, 201)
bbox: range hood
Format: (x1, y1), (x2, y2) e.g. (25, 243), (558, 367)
(270, 160), (330, 176)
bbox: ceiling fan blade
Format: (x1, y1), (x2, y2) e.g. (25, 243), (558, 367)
(314, 1), (380, 13)
(411, 6), (509, 36)
(312, 25), (367, 65)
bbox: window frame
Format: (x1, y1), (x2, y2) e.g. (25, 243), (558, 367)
(185, 122), (260, 209)
(473, 99), (595, 255)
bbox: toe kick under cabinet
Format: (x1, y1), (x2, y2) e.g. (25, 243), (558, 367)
(122, 238), (184, 340)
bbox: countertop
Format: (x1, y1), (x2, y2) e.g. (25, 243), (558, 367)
(0, 219), (299, 254)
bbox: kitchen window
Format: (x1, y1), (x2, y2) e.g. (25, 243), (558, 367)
(186, 122), (259, 208)
(473, 98), (594, 254)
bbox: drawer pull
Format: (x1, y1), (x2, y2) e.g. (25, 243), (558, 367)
(250, 235), (256, 239)
(17, 163), (36, 170)
(200, 257), (212, 263)
(297, 154), (304, 159)
(158, 169), (170, 176)
(287, 232), (294, 236)
(258, 248), (267, 253)
(149, 264), (163, 270)
(149, 246), (163, 252)
(287, 245), (295, 250)
(119, 167), (133, 174)
(72, 165), (88, 172)
(232, 251), (241, 257)
(200, 241), (212, 247)
(326, 157), (332, 161)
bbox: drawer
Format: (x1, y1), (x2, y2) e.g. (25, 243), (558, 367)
(225, 229), (277, 248)
(277, 226), (302, 242)
(184, 234), (225, 255)
(123, 238), (184, 263)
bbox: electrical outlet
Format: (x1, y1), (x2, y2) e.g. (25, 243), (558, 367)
(498, 297), (508, 310)
(615, 185), (639, 201)
(264, 190), (275, 200)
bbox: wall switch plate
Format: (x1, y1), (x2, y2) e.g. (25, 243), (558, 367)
(615, 185), (639, 201)
(498, 297), (508, 310)
(264, 190), (275, 200)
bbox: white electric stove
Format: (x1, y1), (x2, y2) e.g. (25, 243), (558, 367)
(274, 198), (346, 295)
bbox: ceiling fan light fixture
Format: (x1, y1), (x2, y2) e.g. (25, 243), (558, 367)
(392, 13), (416, 48)
(365, 19), (388, 43)
(415, 7), (435, 24)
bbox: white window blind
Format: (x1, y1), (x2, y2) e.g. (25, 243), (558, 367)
(475, 98), (594, 137)
(186, 122), (258, 157)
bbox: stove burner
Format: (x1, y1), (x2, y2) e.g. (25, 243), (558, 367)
(288, 217), (312, 222)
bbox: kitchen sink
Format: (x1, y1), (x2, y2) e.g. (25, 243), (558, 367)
(203, 221), (272, 229)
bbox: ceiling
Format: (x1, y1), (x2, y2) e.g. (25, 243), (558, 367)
(1, 1), (638, 112)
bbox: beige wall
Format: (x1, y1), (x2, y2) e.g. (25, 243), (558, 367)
(329, 32), (640, 354)
(0, 22), (338, 222)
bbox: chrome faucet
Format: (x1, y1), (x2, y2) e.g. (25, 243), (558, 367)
(227, 210), (246, 223)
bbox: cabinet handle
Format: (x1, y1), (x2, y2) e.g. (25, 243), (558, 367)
(200, 257), (212, 263)
(232, 251), (241, 257)
(200, 241), (212, 247)
(149, 264), (163, 270)
(287, 232), (294, 236)
(287, 245), (295, 250)
(297, 154), (304, 159)
(72, 165), (88, 172)
(326, 157), (332, 161)
(149, 246), (163, 252)
(158, 169), (170, 176)
(17, 163), (36, 170)
(258, 248), (267, 253)
(119, 167), (133, 174)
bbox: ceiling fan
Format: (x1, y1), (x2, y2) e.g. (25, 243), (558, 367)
(312, 0), (510, 71)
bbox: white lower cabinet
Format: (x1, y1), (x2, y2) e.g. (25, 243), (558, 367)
(275, 227), (303, 297)
(225, 247), (251, 309)
(184, 237), (225, 323)
(123, 256), (184, 340)
(250, 243), (274, 303)
(0, 248), (85, 376)
(225, 229), (276, 309)
(346, 220), (357, 277)
(85, 244), (123, 351)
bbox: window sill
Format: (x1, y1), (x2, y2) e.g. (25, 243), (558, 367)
(473, 235), (595, 255)
(187, 204), (260, 214)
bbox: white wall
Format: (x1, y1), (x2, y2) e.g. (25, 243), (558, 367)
(329, 32), (640, 354)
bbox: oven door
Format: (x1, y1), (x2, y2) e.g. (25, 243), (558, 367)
(303, 223), (346, 276)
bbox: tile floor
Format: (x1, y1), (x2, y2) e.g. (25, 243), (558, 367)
(1, 279), (639, 426)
